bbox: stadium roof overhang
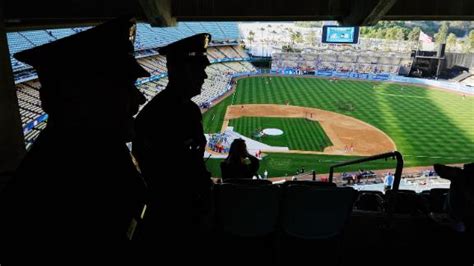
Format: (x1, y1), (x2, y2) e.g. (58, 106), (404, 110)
(3, 0), (474, 31)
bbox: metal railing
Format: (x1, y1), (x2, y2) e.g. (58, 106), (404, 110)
(328, 151), (404, 191)
(329, 151), (404, 222)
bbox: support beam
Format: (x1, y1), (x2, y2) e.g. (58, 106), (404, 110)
(2, 0), (474, 30)
(139, 0), (176, 27)
(0, 5), (26, 182)
(362, 0), (398, 26)
(171, 0), (347, 22)
(4, 1), (147, 31)
(339, 0), (397, 26)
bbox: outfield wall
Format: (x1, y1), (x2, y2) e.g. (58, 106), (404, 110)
(389, 76), (474, 95)
(235, 70), (474, 95)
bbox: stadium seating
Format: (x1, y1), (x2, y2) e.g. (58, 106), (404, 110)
(281, 180), (337, 188)
(13, 56), (251, 147)
(425, 188), (449, 213)
(272, 50), (411, 75)
(207, 47), (227, 60)
(213, 183), (281, 263)
(214, 183), (281, 237)
(354, 191), (385, 212)
(8, 22), (242, 70)
(278, 185), (356, 265)
(385, 190), (425, 215)
(222, 178), (273, 185)
(8, 22), (253, 148)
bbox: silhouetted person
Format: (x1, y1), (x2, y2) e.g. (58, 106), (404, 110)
(132, 34), (213, 245)
(220, 139), (260, 180)
(0, 17), (149, 243)
(433, 163), (474, 233)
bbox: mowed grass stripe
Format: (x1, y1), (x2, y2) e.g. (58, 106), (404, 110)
(202, 96), (232, 133)
(297, 119), (317, 150)
(297, 119), (314, 149)
(288, 119), (306, 149)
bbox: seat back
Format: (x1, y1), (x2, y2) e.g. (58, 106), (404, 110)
(386, 190), (421, 214)
(429, 188), (449, 213)
(355, 191), (385, 212)
(214, 183), (281, 237)
(281, 185), (356, 239)
(222, 178), (272, 186)
(282, 180), (337, 189)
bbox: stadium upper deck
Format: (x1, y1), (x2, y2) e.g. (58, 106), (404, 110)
(8, 22), (256, 149)
(7, 22), (241, 73)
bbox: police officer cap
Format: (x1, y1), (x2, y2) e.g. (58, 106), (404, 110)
(158, 33), (211, 59)
(14, 16), (149, 78)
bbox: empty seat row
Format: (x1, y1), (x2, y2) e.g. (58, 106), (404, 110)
(212, 182), (356, 264)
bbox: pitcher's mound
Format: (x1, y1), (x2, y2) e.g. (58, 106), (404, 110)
(263, 128), (284, 136)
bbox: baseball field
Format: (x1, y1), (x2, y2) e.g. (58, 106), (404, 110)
(203, 76), (474, 178)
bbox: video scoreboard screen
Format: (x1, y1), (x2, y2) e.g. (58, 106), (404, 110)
(322, 26), (359, 44)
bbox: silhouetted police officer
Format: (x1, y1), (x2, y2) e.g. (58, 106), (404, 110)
(0, 17), (149, 243)
(133, 33), (213, 245)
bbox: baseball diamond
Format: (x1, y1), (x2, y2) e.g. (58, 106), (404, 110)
(203, 76), (474, 178)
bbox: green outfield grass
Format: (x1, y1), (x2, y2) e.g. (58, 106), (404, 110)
(203, 76), (474, 176)
(203, 96), (232, 133)
(229, 117), (332, 151)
